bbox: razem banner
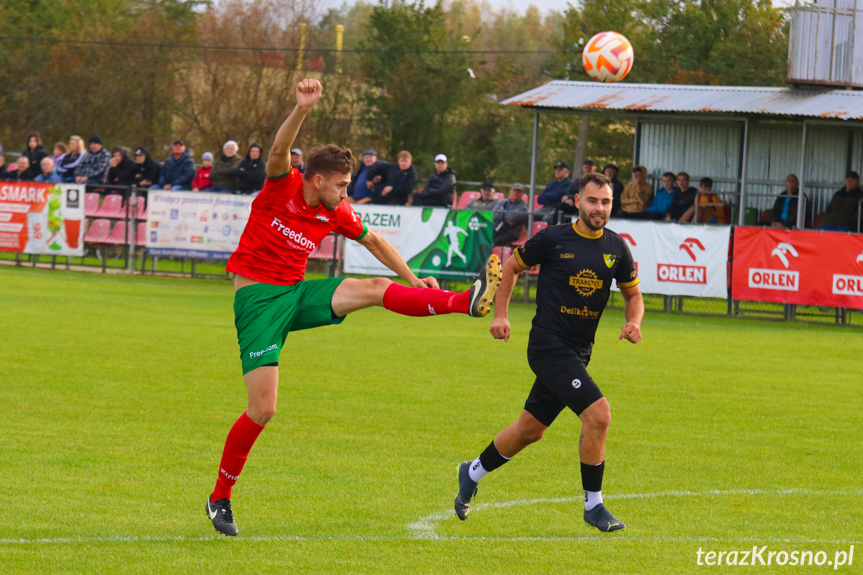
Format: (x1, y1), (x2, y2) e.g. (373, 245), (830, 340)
(145, 191), (253, 260)
(607, 220), (730, 297)
(343, 205), (493, 278)
(0, 182), (85, 256)
(731, 227), (863, 310)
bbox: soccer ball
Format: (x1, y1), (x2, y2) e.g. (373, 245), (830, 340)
(582, 32), (634, 83)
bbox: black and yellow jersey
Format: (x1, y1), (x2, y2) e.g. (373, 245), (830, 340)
(514, 221), (638, 353)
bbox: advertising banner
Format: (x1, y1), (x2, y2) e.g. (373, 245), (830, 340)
(0, 182), (85, 256)
(731, 227), (863, 310)
(607, 220), (730, 298)
(343, 206), (493, 278)
(145, 191), (253, 260)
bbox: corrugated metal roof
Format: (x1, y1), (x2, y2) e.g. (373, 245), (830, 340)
(502, 81), (863, 120)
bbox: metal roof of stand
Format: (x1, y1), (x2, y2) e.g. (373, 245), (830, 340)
(502, 81), (863, 120)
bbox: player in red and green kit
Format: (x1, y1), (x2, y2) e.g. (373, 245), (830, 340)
(206, 78), (502, 536)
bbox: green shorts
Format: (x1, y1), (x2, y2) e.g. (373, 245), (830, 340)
(234, 277), (347, 374)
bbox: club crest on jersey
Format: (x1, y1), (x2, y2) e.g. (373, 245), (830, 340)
(315, 214), (330, 223)
(603, 254), (617, 268)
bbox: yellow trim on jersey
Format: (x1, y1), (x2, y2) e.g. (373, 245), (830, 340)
(513, 248), (530, 270)
(572, 219), (603, 239)
(617, 277), (640, 289)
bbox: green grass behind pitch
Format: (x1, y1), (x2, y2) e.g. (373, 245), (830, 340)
(0, 267), (860, 574)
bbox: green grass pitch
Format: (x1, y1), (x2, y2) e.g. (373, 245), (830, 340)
(1, 267), (860, 574)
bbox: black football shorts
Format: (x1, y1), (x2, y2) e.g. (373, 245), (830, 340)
(523, 347), (604, 425)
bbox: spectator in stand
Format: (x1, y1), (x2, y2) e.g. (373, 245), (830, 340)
(106, 147), (137, 186)
(770, 174), (809, 229)
(236, 143), (266, 194)
(22, 133), (48, 170)
(820, 171), (863, 232)
(557, 160), (599, 222)
(619, 165), (653, 218)
(155, 140), (195, 190)
(536, 161), (573, 219)
(34, 158), (61, 183)
(210, 140), (242, 192)
(644, 171), (678, 220)
(75, 135), (111, 184)
(0, 141), (6, 174)
(133, 147), (161, 189)
(347, 149), (379, 204)
(52, 142), (67, 166)
(371, 150), (417, 206)
(290, 148), (305, 174)
(5, 156), (37, 181)
(414, 153), (456, 207)
(678, 177), (727, 224)
(667, 171), (697, 222)
(493, 183), (529, 245)
(603, 163), (624, 216)
(57, 136), (86, 183)
(192, 152), (214, 191)
(465, 181), (500, 211)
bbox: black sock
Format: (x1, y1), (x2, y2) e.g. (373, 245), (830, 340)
(580, 461), (605, 492)
(478, 440), (510, 473)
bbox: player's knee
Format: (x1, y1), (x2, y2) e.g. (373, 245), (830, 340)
(518, 420), (547, 444)
(248, 404), (276, 425)
(369, 277), (393, 294)
(582, 399), (611, 433)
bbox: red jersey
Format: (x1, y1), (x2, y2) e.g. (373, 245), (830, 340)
(227, 169), (367, 285)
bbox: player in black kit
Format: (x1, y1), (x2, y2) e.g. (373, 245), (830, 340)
(454, 172), (644, 532)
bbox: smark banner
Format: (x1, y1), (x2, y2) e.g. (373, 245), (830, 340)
(0, 182), (85, 256)
(145, 191), (253, 260)
(343, 206), (493, 278)
(607, 220), (730, 298)
(731, 227), (863, 310)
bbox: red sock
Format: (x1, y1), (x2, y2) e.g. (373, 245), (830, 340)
(211, 412), (265, 502)
(382, 283), (470, 316)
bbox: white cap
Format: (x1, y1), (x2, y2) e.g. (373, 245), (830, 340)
(434, 154), (447, 162)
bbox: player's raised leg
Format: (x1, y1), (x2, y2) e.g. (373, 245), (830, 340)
(207, 366), (276, 536)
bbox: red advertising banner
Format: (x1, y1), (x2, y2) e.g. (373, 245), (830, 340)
(0, 182), (85, 256)
(732, 227), (863, 310)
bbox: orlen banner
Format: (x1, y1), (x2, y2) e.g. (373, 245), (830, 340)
(0, 182), (85, 256)
(732, 227), (863, 310)
(607, 220), (730, 298)
(344, 205), (493, 279)
(145, 191), (253, 259)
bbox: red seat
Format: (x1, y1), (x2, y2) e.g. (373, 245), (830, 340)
(103, 221), (127, 244)
(136, 222), (146, 247)
(813, 211), (826, 229)
(84, 193), (101, 216)
(512, 221), (547, 247)
(533, 195), (543, 211)
(759, 209), (772, 224)
(95, 194), (125, 218)
(456, 191), (480, 209)
(84, 219), (111, 243)
(134, 197), (147, 220)
(492, 246), (513, 264)
(494, 192), (505, 201)
(309, 233), (340, 260)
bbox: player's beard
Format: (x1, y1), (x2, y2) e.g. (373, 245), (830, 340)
(580, 207), (608, 231)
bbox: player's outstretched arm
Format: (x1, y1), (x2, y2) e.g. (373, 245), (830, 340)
(267, 79), (322, 178)
(357, 230), (439, 289)
(618, 283), (644, 343)
(490, 256), (526, 342)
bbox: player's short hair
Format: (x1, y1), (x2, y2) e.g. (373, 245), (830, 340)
(397, 150), (412, 161)
(700, 177), (713, 189)
(677, 171), (690, 179)
(578, 172), (611, 192)
(662, 171), (676, 180)
(583, 159), (595, 167)
(304, 144), (356, 180)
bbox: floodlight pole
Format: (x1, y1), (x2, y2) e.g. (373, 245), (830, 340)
(525, 111), (540, 303)
(797, 120), (807, 230)
(738, 117), (750, 226)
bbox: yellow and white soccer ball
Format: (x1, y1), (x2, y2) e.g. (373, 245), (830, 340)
(582, 32), (634, 83)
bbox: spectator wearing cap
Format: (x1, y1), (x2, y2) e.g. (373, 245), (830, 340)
(5, 155), (37, 181)
(106, 147), (137, 186)
(603, 163), (624, 216)
(237, 143), (266, 194)
(133, 147), (161, 189)
(57, 136), (86, 183)
(290, 148), (305, 174)
(413, 153), (456, 207)
(537, 161), (572, 213)
(465, 181), (500, 211)
(210, 140), (242, 192)
(22, 133), (48, 171)
(35, 157), (62, 183)
(155, 140), (195, 190)
(347, 149), (379, 204)
(75, 135), (111, 184)
(770, 174), (810, 229)
(493, 183), (529, 245)
(619, 165), (653, 218)
(820, 171), (863, 232)
(371, 150), (417, 206)
(667, 171), (697, 222)
(192, 152), (214, 191)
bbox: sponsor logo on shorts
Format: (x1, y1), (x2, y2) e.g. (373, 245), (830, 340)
(572, 378), (582, 389)
(249, 343), (278, 358)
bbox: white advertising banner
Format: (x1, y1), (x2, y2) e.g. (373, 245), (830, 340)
(606, 221), (730, 297)
(145, 191), (253, 260)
